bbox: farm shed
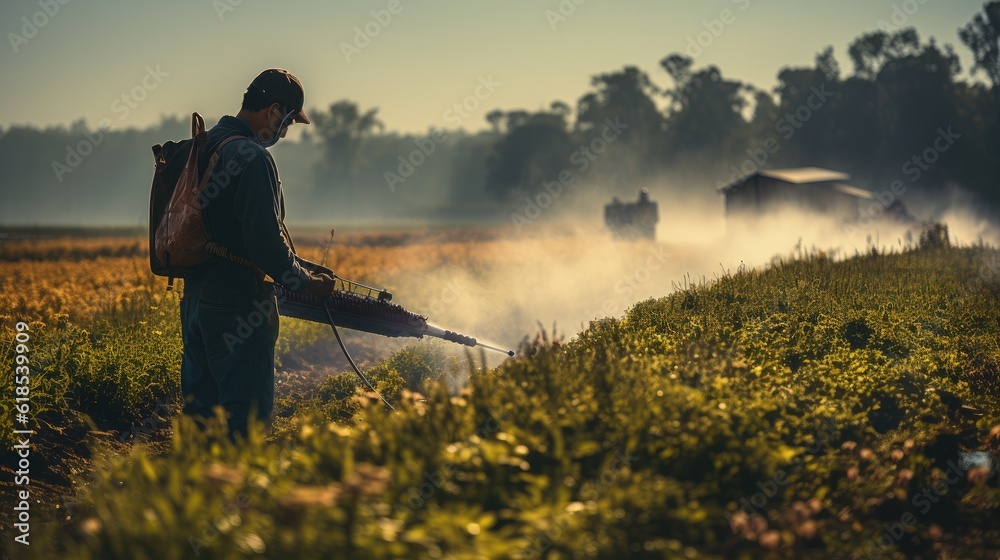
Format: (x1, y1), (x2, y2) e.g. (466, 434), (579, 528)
(719, 167), (874, 220)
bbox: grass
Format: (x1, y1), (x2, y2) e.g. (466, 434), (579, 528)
(2, 231), (1000, 558)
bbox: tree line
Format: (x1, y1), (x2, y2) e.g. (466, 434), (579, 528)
(1, 2), (998, 226)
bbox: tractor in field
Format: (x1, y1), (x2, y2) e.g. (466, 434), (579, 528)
(604, 187), (658, 240)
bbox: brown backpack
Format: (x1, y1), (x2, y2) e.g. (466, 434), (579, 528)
(149, 113), (243, 288)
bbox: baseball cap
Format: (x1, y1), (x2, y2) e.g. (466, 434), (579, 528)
(246, 68), (310, 125)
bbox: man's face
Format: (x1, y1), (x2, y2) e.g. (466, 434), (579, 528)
(264, 103), (293, 142)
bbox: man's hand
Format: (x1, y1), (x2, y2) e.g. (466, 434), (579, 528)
(312, 263), (335, 277)
(297, 256), (335, 278)
(304, 273), (336, 300)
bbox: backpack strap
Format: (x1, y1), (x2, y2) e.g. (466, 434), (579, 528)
(205, 241), (266, 280)
(195, 135), (261, 279)
(195, 135), (247, 196)
(192, 113), (206, 136)
(194, 135), (250, 245)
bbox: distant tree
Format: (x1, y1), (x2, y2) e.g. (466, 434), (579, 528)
(771, 48), (843, 167)
(749, 90), (779, 128)
(815, 46), (841, 82)
(447, 130), (498, 205)
(957, 4), (1000, 207)
(660, 54), (750, 164)
(875, 36), (961, 182)
(825, 77), (893, 176)
(576, 66), (661, 128)
(312, 100), (384, 180)
(847, 29), (921, 79)
(576, 66), (664, 175)
(660, 54), (694, 110)
(486, 110), (504, 133)
(492, 110), (531, 133)
(6, 3), (1000, 226)
(549, 101), (572, 120)
(959, 1), (1000, 93)
(485, 108), (574, 199)
(946, 81), (999, 205)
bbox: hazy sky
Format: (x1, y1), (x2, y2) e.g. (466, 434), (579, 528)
(0, 0), (990, 134)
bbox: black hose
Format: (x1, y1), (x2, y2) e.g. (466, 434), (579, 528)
(323, 299), (395, 411)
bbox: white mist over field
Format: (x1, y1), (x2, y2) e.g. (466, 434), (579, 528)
(366, 199), (999, 369)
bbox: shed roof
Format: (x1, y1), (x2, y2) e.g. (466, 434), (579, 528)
(758, 167), (850, 183)
(831, 183), (874, 200)
(719, 167), (852, 193)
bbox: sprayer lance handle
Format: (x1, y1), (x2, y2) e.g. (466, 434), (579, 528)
(422, 324), (515, 356)
(442, 330), (476, 347)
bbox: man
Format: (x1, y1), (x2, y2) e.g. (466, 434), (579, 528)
(180, 68), (335, 439)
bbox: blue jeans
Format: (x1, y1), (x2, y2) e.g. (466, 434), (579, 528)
(180, 264), (279, 439)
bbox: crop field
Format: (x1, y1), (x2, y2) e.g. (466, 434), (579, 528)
(1, 227), (999, 559)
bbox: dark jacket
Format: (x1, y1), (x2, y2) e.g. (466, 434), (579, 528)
(188, 116), (314, 295)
